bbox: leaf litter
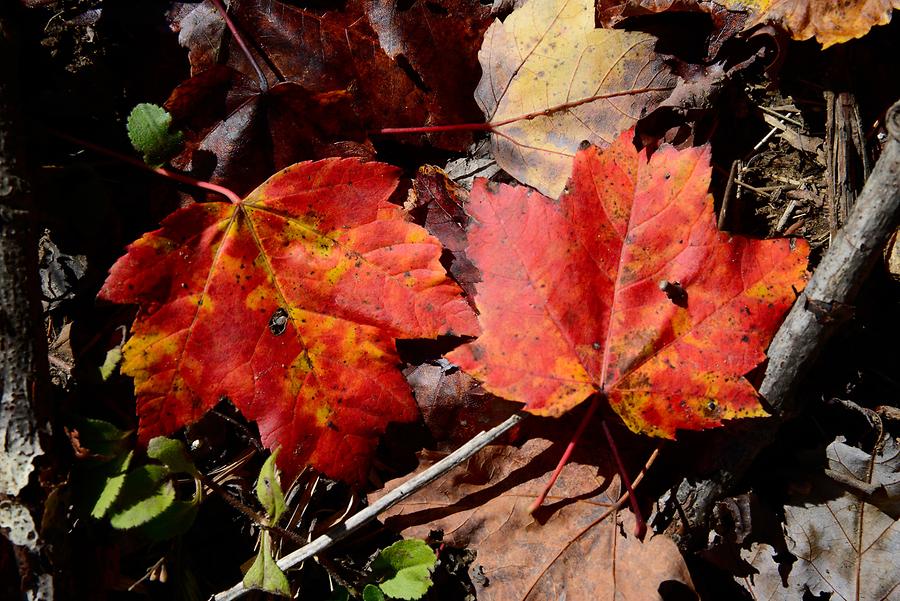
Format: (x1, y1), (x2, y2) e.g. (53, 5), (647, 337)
(19, 0), (900, 597)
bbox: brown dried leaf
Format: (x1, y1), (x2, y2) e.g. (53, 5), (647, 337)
(372, 420), (694, 600)
(739, 436), (900, 600)
(405, 167), (480, 301)
(404, 362), (519, 450)
(598, 0), (900, 48)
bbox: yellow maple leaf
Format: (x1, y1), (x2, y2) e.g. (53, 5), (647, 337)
(476, 0), (676, 197)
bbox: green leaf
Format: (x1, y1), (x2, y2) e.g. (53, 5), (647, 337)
(326, 586), (351, 601)
(363, 584), (386, 601)
(90, 450), (133, 519)
(126, 103), (184, 166)
(99, 346), (123, 380)
(108, 465), (176, 529)
(372, 540), (437, 600)
(139, 499), (200, 541)
(256, 450), (286, 523)
(74, 417), (131, 459)
(147, 436), (198, 476)
(243, 531), (290, 597)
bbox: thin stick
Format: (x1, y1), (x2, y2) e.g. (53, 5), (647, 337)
(718, 159), (739, 231)
(528, 395), (599, 513)
(201, 475), (308, 547)
(50, 130), (243, 205)
(209, 0), (268, 93)
(602, 421), (645, 538)
(379, 86), (675, 135)
(757, 105), (805, 128)
(213, 412), (527, 601)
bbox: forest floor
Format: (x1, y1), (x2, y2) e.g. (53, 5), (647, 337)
(3, 1), (900, 600)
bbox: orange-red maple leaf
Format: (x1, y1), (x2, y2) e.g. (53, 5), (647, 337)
(447, 132), (809, 437)
(100, 158), (478, 483)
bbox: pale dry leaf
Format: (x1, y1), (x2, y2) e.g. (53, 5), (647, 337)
(739, 436), (900, 600)
(476, 0), (676, 197)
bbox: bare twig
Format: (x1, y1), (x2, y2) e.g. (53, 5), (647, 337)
(212, 412), (527, 601)
(718, 159), (739, 231)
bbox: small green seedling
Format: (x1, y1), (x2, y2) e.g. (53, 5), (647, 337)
(367, 539), (437, 600)
(76, 419), (201, 540)
(243, 450), (291, 597)
(126, 103), (184, 167)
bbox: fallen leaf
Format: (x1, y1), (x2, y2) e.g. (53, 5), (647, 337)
(746, 0), (900, 47)
(443, 139), (501, 190)
(404, 361), (520, 450)
(366, 0), (494, 148)
(373, 418), (695, 600)
(476, 0), (676, 197)
(167, 0), (492, 193)
(597, 0), (749, 59)
(598, 0), (900, 48)
(165, 66), (369, 196)
(739, 436), (900, 600)
(447, 131), (809, 437)
(99, 158), (478, 483)
(405, 166), (480, 301)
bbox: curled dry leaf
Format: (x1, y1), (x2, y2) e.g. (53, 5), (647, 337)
(98, 158), (478, 484)
(404, 362), (520, 450)
(446, 131), (810, 437)
(373, 420), (695, 601)
(476, 0), (676, 197)
(744, 0), (900, 47)
(598, 0), (900, 48)
(739, 436), (900, 600)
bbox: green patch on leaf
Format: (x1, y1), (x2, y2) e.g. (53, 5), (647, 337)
(126, 103), (184, 166)
(90, 450), (133, 519)
(372, 539), (437, 600)
(363, 584), (386, 601)
(108, 464), (176, 529)
(74, 417), (131, 459)
(243, 531), (290, 597)
(147, 436), (198, 476)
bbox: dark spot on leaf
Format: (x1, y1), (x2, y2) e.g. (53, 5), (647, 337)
(269, 308), (289, 336)
(659, 280), (687, 308)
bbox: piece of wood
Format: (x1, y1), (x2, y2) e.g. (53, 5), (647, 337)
(667, 98), (900, 548)
(825, 90), (871, 234)
(0, 10), (52, 599)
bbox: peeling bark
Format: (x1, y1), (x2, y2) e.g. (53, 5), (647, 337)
(0, 9), (52, 600)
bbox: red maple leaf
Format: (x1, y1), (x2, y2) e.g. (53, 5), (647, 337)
(447, 131), (809, 437)
(99, 158), (478, 483)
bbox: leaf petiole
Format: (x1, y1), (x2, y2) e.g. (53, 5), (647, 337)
(528, 395), (600, 513)
(49, 129), (243, 205)
(209, 0), (269, 93)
